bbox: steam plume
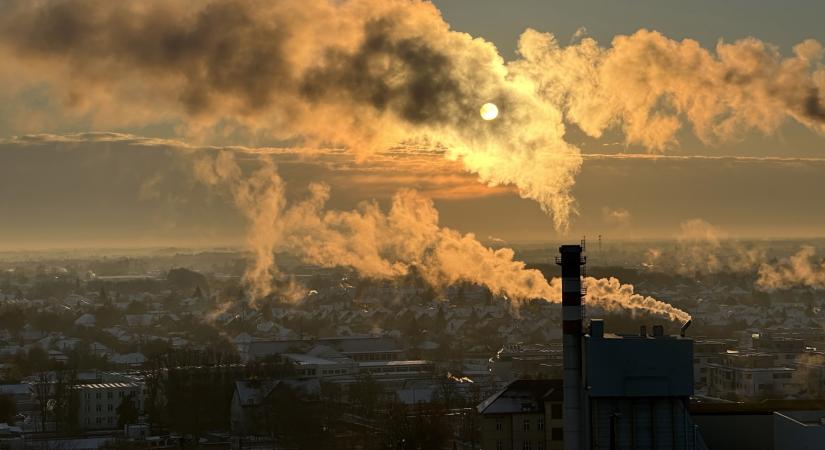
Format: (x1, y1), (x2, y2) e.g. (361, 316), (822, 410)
(644, 219), (763, 275)
(512, 29), (825, 150)
(757, 246), (825, 291)
(197, 152), (690, 322)
(0, 0), (579, 229)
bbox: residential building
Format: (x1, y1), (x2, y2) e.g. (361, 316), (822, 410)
(246, 336), (404, 363)
(707, 351), (799, 400)
(477, 379), (564, 450)
(693, 339), (736, 390)
(76, 382), (143, 430)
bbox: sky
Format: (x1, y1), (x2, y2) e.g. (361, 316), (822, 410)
(1, 0), (825, 250)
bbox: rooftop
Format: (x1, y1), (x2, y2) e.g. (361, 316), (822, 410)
(477, 379), (563, 415)
(72, 382), (141, 390)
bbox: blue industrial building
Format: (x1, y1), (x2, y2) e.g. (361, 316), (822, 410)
(558, 244), (708, 450)
(585, 319), (704, 449)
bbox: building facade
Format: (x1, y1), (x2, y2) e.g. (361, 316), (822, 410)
(477, 379), (564, 450)
(76, 382), (143, 430)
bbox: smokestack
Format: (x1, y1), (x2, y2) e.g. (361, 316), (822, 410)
(557, 244), (585, 450)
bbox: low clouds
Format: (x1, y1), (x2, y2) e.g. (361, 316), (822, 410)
(602, 207), (631, 227)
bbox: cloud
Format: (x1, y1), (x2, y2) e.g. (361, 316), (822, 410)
(0, 0), (581, 229)
(3, 1), (825, 232)
(602, 207), (631, 227)
(511, 29), (825, 150)
(582, 153), (825, 164)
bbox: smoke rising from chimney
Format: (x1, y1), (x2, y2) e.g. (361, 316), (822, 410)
(197, 151), (690, 321)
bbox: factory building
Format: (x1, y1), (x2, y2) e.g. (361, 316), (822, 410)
(556, 244), (708, 450)
(480, 244), (706, 449)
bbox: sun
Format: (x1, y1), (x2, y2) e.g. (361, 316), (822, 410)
(480, 103), (498, 121)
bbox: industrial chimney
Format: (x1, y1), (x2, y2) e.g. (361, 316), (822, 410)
(557, 244), (585, 450)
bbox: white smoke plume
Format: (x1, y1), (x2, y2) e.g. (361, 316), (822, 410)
(757, 246), (825, 291)
(644, 219), (763, 275)
(583, 277), (691, 323)
(198, 151), (690, 322)
(511, 28), (825, 150)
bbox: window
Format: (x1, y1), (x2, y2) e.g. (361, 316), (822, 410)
(538, 416), (544, 430)
(551, 403), (562, 419)
(107, 392), (113, 399)
(96, 392), (101, 400)
(538, 442), (545, 450)
(551, 428), (563, 441)
(495, 418), (503, 431)
(523, 419), (530, 431)
(522, 441), (531, 450)
(96, 405), (102, 412)
(108, 404), (113, 412)
(96, 417), (102, 424)
(496, 441), (503, 450)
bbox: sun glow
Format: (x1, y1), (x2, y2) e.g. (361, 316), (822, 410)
(480, 103), (498, 120)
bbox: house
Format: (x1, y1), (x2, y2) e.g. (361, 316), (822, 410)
(74, 313), (96, 328)
(246, 336), (404, 363)
(0, 384), (33, 404)
(477, 379), (564, 450)
(90, 342), (113, 358)
(108, 353), (147, 367)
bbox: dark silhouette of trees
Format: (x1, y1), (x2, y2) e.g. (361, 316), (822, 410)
(52, 370), (79, 433)
(117, 393), (140, 428)
(0, 394), (16, 424)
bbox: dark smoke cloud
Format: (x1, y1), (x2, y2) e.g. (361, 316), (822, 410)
(301, 18), (466, 126)
(0, 0), (580, 229)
